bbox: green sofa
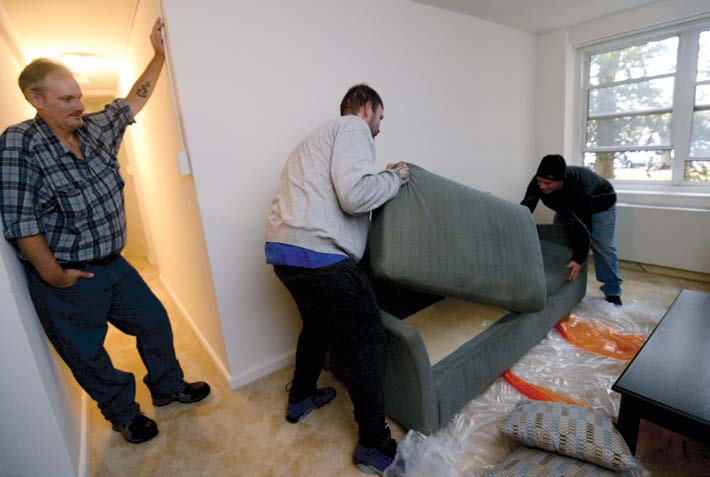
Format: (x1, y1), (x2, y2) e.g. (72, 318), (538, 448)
(367, 165), (587, 433)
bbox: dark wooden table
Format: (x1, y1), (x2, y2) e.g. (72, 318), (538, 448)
(612, 289), (710, 454)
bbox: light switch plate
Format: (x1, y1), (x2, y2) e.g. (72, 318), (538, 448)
(177, 151), (192, 175)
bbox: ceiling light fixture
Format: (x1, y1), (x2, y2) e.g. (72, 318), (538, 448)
(59, 52), (123, 74)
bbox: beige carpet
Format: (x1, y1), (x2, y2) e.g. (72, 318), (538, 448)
(87, 257), (710, 476)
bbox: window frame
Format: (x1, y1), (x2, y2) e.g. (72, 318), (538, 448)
(579, 19), (710, 189)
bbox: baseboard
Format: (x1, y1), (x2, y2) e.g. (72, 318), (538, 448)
(230, 349), (296, 389)
(635, 262), (710, 283)
(77, 393), (89, 477)
(158, 275), (297, 391)
(158, 275), (234, 388)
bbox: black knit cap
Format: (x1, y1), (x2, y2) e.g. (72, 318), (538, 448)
(536, 154), (567, 181)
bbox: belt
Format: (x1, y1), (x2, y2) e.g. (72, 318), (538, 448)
(60, 253), (121, 270)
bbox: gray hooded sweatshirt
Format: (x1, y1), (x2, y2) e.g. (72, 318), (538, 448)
(265, 115), (401, 262)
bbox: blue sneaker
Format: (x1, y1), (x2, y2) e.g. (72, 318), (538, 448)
(285, 387), (336, 423)
(353, 438), (398, 475)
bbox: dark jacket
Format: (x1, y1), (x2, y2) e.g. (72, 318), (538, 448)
(521, 166), (616, 264)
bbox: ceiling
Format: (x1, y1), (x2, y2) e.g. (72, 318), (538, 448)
(413, 0), (666, 34)
(0, 0), (137, 95)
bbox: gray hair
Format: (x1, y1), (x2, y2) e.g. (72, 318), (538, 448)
(18, 58), (74, 96)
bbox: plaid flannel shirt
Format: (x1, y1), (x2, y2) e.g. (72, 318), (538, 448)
(0, 99), (135, 262)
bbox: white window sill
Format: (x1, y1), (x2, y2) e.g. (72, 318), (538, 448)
(616, 187), (710, 210)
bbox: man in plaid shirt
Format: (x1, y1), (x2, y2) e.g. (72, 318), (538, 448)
(0, 18), (209, 444)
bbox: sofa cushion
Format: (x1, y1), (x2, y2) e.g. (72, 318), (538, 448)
(368, 164), (546, 313)
(502, 400), (639, 472)
(485, 446), (618, 477)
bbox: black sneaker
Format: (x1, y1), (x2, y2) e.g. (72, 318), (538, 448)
(152, 381), (211, 407)
(112, 413), (158, 444)
(605, 295), (623, 306)
(353, 437), (398, 475)
(285, 387), (336, 423)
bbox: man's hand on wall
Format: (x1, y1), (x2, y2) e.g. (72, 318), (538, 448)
(126, 17), (167, 115)
(151, 18), (165, 59)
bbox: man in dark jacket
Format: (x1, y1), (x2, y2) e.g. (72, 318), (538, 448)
(521, 154), (623, 305)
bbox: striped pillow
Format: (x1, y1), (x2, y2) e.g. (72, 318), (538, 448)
(501, 401), (638, 471)
(485, 447), (618, 477)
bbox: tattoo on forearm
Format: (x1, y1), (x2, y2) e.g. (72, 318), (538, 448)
(136, 81), (151, 98)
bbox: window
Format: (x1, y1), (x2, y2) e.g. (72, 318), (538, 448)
(582, 23), (710, 184)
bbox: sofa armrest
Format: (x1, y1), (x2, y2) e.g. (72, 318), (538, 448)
(381, 311), (439, 433)
(536, 224), (572, 248)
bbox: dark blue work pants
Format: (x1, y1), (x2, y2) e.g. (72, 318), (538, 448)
(24, 255), (184, 425)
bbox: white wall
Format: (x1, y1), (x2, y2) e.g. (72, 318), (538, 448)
(532, 28), (576, 224)
(535, 0), (710, 273)
(117, 0), (228, 380)
(616, 204), (710, 272)
(0, 12), (86, 477)
(163, 0), (537, 386)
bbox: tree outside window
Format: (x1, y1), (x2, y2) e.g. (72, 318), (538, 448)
(583, 26), (710, 184)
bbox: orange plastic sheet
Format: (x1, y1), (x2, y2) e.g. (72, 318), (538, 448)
(502, 370), (589, 408)
(555, 314), (647, 360)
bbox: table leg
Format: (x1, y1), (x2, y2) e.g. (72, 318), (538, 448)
(616, 394), (641, 454)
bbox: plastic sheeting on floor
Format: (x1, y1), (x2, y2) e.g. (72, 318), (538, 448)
(385, 296), (667, 477)
(501, 370), (589, 407)
(556, 315), (646, 361)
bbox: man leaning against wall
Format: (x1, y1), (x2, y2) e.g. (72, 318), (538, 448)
(0, 18), (210, 444)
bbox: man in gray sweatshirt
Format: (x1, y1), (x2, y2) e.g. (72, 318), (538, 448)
(265, 84), (408, 474)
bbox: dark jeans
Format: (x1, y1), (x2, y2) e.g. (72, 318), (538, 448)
(554, 207), (623, 296)
(274, 258), (389, 447)
(24, 255), (184, 425)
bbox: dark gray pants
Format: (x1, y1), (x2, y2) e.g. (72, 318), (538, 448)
(24, 255), (184, 425)
(274, 258), (389, 447)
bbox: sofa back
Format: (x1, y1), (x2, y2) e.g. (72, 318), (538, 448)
(368, 164), (546, 313)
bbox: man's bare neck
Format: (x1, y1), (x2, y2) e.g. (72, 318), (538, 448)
(45, 121), (83, 160)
